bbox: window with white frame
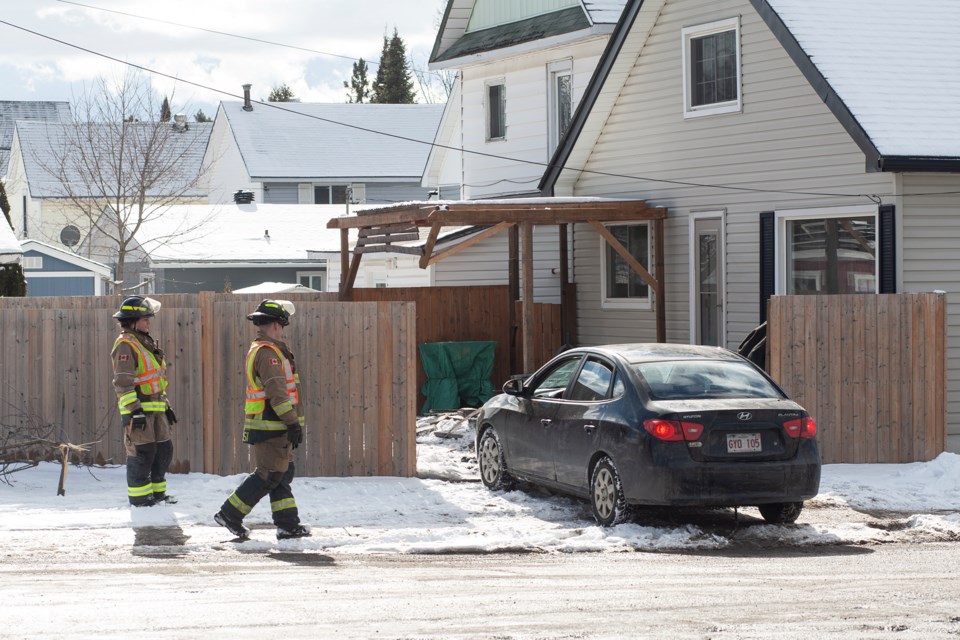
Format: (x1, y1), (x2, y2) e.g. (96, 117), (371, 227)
(297, 271), (326, 292)
(681, 17), (741, 118)
(486, 80), (506, 141)
(601, 223), (651, 308)
(548, 60), (573, 156)
(778, 207), (878, 295)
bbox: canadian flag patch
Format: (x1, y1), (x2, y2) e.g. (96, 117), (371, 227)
(270, 358), (280, 366)
(118, 354), (129, 362)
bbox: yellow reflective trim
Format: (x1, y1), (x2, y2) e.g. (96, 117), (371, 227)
(243, 418), (288, 431)
(228, 493), (252, 516)
(273, 400), (293, 416)
(297, 416), (305, 426)
(271, 497), (297, 512)
(141, 402), (167, 412)
(152, 481), (167, 493)
(118, 392), (138, 406)
(128, 484), (153, 497)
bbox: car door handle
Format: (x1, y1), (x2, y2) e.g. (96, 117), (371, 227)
(540, 419), (552, 426)
(583, 424), (596, 433)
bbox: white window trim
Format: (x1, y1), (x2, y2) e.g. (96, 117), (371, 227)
(485, 78), (506, 142)
(687, 210), (726, 344)
(681, 16), (742, 119)
(547, 59), (573, 157)
(599, 222), (653, 311)
(296, 270), (327, 292)
(774, 204), (879, 295)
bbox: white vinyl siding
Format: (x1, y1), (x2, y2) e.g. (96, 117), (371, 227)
(566, 0), (894, 349)
(467, 0), (580, 32)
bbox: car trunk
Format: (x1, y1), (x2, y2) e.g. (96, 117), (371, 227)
(649, 398), (807, 462)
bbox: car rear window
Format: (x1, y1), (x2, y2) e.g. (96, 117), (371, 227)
(633, 360), (782, 400)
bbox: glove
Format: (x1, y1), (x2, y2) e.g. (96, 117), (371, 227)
(130, 411), (147, 431)
(165, 407), (178, 424)
(287, 426), (303, 449)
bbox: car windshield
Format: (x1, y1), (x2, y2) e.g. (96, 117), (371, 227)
(633, 359), (782, 400)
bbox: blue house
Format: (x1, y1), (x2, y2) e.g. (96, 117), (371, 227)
(20, 240), (111, 296)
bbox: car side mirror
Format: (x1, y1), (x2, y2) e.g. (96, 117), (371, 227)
(502, 378), (524, 396)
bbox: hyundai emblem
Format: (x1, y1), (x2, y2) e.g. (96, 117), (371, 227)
(737, 411), (753, 421)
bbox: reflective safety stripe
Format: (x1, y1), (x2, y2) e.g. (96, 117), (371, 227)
(227, 493), (253, 516)
(244, 341), (298, 416)
(152, 481), (167, 493)
(243, 417), (289, 432)
(128, 483), (153, 498)
(141, 401), (167, 413)
(273, 400), (294, 416)
(118, 391), (138, 408)
(271, 497), (297, 513)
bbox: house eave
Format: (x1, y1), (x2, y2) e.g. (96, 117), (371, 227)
(429, 25), (615, 70)
(875, 156), (960, 173)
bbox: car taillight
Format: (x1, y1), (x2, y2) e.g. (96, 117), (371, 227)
(643, 419), (704, 442)
(783, 417), (817, 439)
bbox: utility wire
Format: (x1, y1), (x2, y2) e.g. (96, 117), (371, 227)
(2, 18), (958, 201)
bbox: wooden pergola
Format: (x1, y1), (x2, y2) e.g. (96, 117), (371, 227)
(326, 198), (667, 373)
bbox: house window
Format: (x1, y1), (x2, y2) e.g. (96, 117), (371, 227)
(682, 17), (741, 118)
(487, 81), (506, 141)
(548, 60), (573, 156)
(313, 186), (348, 204)
(23, 256), (43, 270)
(298, 271), (326, 291)
(778, 207), (878, 295)
(601, 223), (651, 309)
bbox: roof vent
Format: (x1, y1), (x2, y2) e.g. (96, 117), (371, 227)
(233, 190), (255, 204)
(242, 84), (253, 111)
(172, 113), (188, 132)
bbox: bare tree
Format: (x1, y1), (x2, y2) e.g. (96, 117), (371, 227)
(34, 70), (211, 292)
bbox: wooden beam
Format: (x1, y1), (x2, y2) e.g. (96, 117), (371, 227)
(589, 220), (660, 293)
(418, 222), (443, 269)
(509, 225), (519, 376)
(429, 207), (667, 226)
(340, 229), (349, 295)
(559, 223), (571, 346)
(327, 207), (434, 229)
(342, 252), (362, 299)
(654, 218), (666, 343)
(356, 232), (421, 245)
(354, 245), (423, 256)
(521, 222), (535, 374)
(423, 222), (512, 267)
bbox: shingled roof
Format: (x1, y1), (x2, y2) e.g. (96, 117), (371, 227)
(0, 101), (71, 176)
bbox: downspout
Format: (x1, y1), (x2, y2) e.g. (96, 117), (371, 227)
(22, 195), (27, 238)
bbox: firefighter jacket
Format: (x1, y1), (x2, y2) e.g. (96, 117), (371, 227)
(111, 328), (171, 417)
(242, 331), (304, 445)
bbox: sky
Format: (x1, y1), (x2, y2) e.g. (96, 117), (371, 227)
(0, 0), (449, 119)
(3, 413), (960, 555)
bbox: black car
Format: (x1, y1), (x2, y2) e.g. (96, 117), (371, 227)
(474, 343), (821, 526)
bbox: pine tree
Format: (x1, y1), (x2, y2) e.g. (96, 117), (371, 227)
(0, 180), (10, 227)
(267, 84), (296, 102)
(371, 29), (416, 104)
(344, 58), (371, 103)
(0, 182), (26, 296)
(194, 109), (211, 123)
(160, 97), (171, 122)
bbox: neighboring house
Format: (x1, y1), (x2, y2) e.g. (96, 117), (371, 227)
(424, 0), (628, 200)
(5, 118), (212, 251)
(0, 100), (71, 179)
(538, 0), (960, 448)
(202, 90), (446, 206)
(19, 239), (111, 296)
(82, 203), (457, 294)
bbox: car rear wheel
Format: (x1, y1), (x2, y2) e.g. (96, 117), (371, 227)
(590, 457), (631, 527)
(758, 501), (804, 524)
(478, 428), (512, 490)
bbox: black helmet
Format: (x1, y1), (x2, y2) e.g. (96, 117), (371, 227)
(113, 296), (161, 320)
(246, 299), (295, 326)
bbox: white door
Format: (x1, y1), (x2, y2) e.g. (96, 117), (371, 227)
(693, 217), (724, 346)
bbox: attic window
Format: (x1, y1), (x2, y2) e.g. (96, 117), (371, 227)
(682, 17), (742, 118)
(23, 256), (42, 270)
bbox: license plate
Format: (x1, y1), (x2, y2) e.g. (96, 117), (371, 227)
(726, 433), (762, 453)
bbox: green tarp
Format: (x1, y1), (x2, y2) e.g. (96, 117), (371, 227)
(419, 341), (496, 414)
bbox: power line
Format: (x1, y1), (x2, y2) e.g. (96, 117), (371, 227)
(2, 18), (956, 202)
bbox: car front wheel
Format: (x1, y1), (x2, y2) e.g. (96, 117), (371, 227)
(478, 428), (512, 490)
(590, 456), (631, 527)
(758, 501), (804, 524)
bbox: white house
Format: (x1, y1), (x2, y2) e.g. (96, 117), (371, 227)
(538, 0), (960, 449)
(202, 90), (446, 206)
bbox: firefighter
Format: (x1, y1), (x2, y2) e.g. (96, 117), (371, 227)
(111, 295), (177, 507)
(214, 299), (311, 541)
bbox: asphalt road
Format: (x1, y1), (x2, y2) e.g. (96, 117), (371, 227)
(4, 537), (960, 639)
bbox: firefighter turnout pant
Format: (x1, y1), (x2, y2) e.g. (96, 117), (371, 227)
(219, 436), (301, 529)
(124, 412), (173, 506)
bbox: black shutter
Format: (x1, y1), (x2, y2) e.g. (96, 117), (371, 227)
(878, 204), (896, 293)
(759, 211), (775, 323)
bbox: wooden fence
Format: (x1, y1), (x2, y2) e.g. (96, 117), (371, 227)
(768, 293), (946, 464)
(0, 287), (563, 476)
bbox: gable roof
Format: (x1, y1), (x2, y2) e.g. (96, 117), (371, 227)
(219, 102), (444, 181)
(15, 120), (212, 198)
(0, 101), (71, 176)
(543, 0), (960, 193)
(430, 0), (626, 65)
(20, 239), (111, 275)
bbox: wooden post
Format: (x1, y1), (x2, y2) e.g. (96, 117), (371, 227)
(521, 222), (535, 374)
(340, 229), (350, 298)
(508, 225), (519, 375)
(200, 291), (215, 473)
(654, 218), (666, 343)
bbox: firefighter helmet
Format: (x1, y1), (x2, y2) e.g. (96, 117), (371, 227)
(246, 299), (295, 326)
(112, 296), (161, 320)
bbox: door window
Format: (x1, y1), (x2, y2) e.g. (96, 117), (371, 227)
(567, 358), (614, 402)
(530, 357), (582, 399)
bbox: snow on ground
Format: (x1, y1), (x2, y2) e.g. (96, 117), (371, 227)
(2, 413), (960, 555)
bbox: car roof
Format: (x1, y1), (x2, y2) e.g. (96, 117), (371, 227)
(573, 343), (742, 365)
